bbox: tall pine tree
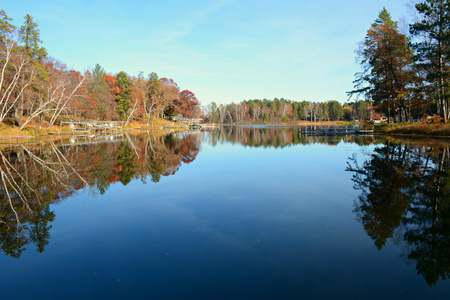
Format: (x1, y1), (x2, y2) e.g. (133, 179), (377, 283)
(410, 0), (450, 122)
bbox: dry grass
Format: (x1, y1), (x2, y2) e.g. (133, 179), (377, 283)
(1, 117), (187, 135)
(123, 119), (189, 132)
(375, 122), (450, 137)
(0, 121), (34, 137)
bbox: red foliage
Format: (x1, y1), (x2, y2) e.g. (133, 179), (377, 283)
(105, 74), (119, 95)
(178, 90), (201, 118)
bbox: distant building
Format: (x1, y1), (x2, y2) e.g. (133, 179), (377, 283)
(373, 116), (388, 124)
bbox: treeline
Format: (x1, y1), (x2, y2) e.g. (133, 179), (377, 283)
(204, 98), (374, 123)
(350, 2), (450, 123)
(0, 10), (201, 130)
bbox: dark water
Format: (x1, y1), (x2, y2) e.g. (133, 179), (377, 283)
(1, 127), (449, 299)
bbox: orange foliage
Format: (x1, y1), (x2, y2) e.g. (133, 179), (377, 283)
(105, 74), (116, 85)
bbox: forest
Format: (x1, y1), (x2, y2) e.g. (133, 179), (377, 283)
(203, 98), (373, 124)
(0, 10), (201, 130)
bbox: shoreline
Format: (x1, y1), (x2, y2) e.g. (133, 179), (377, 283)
(2, 121), (450, 142)
(373, 122), (450, 138)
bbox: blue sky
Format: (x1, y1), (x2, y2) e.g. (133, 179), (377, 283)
(4, 0), (413, 106)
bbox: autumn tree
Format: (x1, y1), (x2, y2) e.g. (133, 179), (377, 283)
(350, 8), (414, 123)
(20, 58), (85, 129)
(279, 102), (293, 122)
(126, 72), (146, 125)
(157, 77), (179, 119)
(83, 64), (117, 120)
(178, 90), (201, 119)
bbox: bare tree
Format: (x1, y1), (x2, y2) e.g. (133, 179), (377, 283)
(252, 104), (262, 122)
(20, 59), (85, 129)
(0, 35), (35, 123)
(218, 104), (227, 123)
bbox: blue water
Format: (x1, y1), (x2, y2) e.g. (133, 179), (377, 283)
(1, 128), (449, 299)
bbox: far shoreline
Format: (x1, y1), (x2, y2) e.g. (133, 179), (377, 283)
(2, 120), (450, 142)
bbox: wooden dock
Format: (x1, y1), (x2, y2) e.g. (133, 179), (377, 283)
(300, 127), (374, 136)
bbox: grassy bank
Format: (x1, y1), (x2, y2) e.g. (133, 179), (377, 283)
(375, 122), (450, 137)
(0, 118), (189, 141)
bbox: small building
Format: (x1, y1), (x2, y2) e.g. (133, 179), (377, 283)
(373, 116), (388, 124)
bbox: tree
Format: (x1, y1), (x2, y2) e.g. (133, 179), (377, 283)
(126, 72), (146, 125)
(328, 100), (344, 121)
(19, 58), (85, 129)
(83, 64), (117, 120)
(0, 12), (35, 124)
(157, 77), (179, 119)
(204, 102), (219, 123)
(354, 100), (371, 121)
(0, 10), (15, 39)
(279, 102), (293, 122)
(17, 14), (48, 126)
(178, 90), (201, 119)
(115, 71), (131, 120)
(18, 14), (47, 61)
(145, 72), (161, 125)
(410, 0), (450, 122)
(350, 8), (414, 123)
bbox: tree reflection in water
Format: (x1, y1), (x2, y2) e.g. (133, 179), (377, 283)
(206, 126), (377, 147)
(347, 140), (450, 286)
(0, 132), (201, 258)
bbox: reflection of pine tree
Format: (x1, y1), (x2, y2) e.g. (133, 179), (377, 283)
(91, 144), (112, 194)
(117, 142), (136, 186)
(347, 142), (413, 249)
(147, 159), (163, 183)
(348, 142), (450, 286)
(30, 206), (56, 253)
(403, 147), (450, 286)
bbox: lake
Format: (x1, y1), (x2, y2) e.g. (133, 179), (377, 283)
(1, 126), (449, 299)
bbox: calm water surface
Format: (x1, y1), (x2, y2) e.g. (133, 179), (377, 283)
(1, 126), (449, 299)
